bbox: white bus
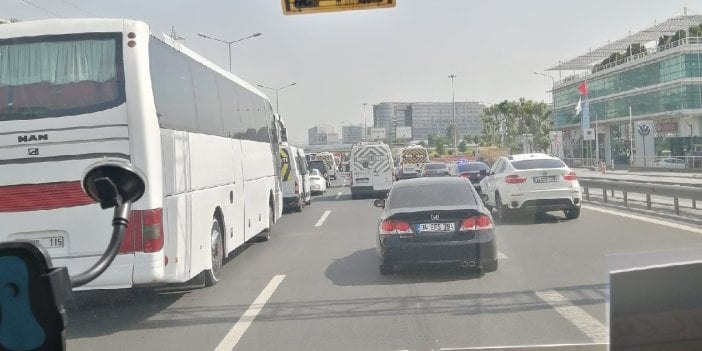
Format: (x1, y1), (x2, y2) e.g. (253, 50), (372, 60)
(0, 19), (285, 289)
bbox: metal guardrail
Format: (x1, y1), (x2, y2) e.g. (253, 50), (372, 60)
(579, 178), (702, 215)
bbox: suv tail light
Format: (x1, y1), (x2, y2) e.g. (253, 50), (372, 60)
(505, 174), (526, 184)
(379, 219), (413, 235)
(460, 215), (494, 231)
(120, 208), (164, 254)
(563, 171), (577, 181)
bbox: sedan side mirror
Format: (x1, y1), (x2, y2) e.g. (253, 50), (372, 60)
(373, 199), (385, 208)
(480, 193), (489, 202)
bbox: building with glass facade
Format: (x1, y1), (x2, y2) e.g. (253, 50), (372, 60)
(308, 124), (339, 145)
(373, 101), (483, 141)
(549, 14), (702, 166)
(341, 124), (364, 144)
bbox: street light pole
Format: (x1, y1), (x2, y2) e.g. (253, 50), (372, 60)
(197, 32), (262, 72)
(362, 103), (368, 141)
(533, 72), (557, 155)
(257, 82), (296, 114)
(449, 74), (457, 155)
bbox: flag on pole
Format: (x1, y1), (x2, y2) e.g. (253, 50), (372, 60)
(581, 97), (590, 131)
(575, 97), (582, 114)
(578, 81), (588, 96)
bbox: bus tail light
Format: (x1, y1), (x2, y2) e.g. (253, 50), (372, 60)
(120, 208), (164, 254)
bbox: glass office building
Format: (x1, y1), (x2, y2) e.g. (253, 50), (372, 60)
(550, 14), (702, 166)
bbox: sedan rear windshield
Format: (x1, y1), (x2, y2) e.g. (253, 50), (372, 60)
(424, 163), (448, 170)
(511, 159), (565, 170)
(389, 183), (476, 208)
(457, 162), (489, 172)
(0, 33), (125, 121)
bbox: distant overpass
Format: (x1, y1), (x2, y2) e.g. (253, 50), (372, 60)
(291, 144), (355, 153)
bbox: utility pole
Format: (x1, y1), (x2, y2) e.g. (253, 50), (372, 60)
(449, 74), (457, 155)
(257, 83), (297, 114)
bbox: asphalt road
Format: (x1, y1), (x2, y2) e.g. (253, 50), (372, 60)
(66, 178), (702, 351)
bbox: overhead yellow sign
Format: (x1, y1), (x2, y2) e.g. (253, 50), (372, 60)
(282, 0), (395, 15)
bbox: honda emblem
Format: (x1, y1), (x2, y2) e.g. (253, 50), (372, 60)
(431, 213), (440, 221)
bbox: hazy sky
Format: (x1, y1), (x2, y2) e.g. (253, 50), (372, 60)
(3, 1), (698, 143)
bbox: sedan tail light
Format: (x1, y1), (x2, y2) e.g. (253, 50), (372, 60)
(460, 215), (493, 231)
(505, 174), (526, 184)
(563, 171), (577, 181)
(379, 220), (413, 235)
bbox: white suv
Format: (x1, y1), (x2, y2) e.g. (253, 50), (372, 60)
(479, 153), (582, 221)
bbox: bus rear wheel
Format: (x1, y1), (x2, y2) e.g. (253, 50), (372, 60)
(205, 218), (224, 287)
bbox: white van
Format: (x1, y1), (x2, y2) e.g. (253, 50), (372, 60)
(316, 152), (337, 180)
(350, 142), (394, 199)
(280, 145), (312, 212)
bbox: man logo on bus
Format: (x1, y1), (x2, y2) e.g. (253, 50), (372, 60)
(17, 134), (48, 143)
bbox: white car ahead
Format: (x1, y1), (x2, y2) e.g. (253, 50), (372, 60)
(479, 153), (582, 221)
(309, 169), (328, 195)
(652, 158), (686, 169)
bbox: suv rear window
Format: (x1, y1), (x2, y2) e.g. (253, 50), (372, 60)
(511, 159), (566, 170)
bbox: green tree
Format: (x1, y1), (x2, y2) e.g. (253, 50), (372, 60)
(427, 133), (436, 147)
(458, 140), (467, 154)
(435, 142), (445, 155)
(445, 125), (455, 140)
(480, 99), (552, 153)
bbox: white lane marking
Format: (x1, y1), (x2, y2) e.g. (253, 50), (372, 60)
(215, 275), (286, 351)
(535, 289), (607, 343)
(315, 210), (331, 227)
(335, 192), (342, 199)
(582, 205), (702, 234)
(497, 251), (508, 259)
(439, 343), (606, 351)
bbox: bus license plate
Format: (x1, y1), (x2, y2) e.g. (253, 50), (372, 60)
(29, 236), (65, 249)
(418, 223), (455, 233)
(533, 176), (557, 183)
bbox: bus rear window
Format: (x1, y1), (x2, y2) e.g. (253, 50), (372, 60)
(0, 33), (125, 121)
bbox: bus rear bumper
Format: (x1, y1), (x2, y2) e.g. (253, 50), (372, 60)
(54, 254), (134, 291)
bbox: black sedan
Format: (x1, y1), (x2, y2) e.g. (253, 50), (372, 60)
(452, 161), (490, 192)
(373, 177), (498, 275)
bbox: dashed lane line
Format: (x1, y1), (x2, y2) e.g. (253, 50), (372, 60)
(214, 275), (286, 351)
(315, 210), (331, 227)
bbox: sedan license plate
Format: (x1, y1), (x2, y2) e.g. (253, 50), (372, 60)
(418, 222), (455, 233)
(533, 175), (557, 183)
(29, 236), (65, 249)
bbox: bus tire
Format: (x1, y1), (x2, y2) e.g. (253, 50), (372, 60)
(259, 204), (274, 242)
(205, 218), (224, 287)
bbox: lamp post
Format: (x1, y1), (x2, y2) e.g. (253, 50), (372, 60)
(197, 32), (262, 72)
(533, 72), (557, 155)
(362, 103), (368, 141)
(257, 82), (297, 114)
(448, 74), (457, 155)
